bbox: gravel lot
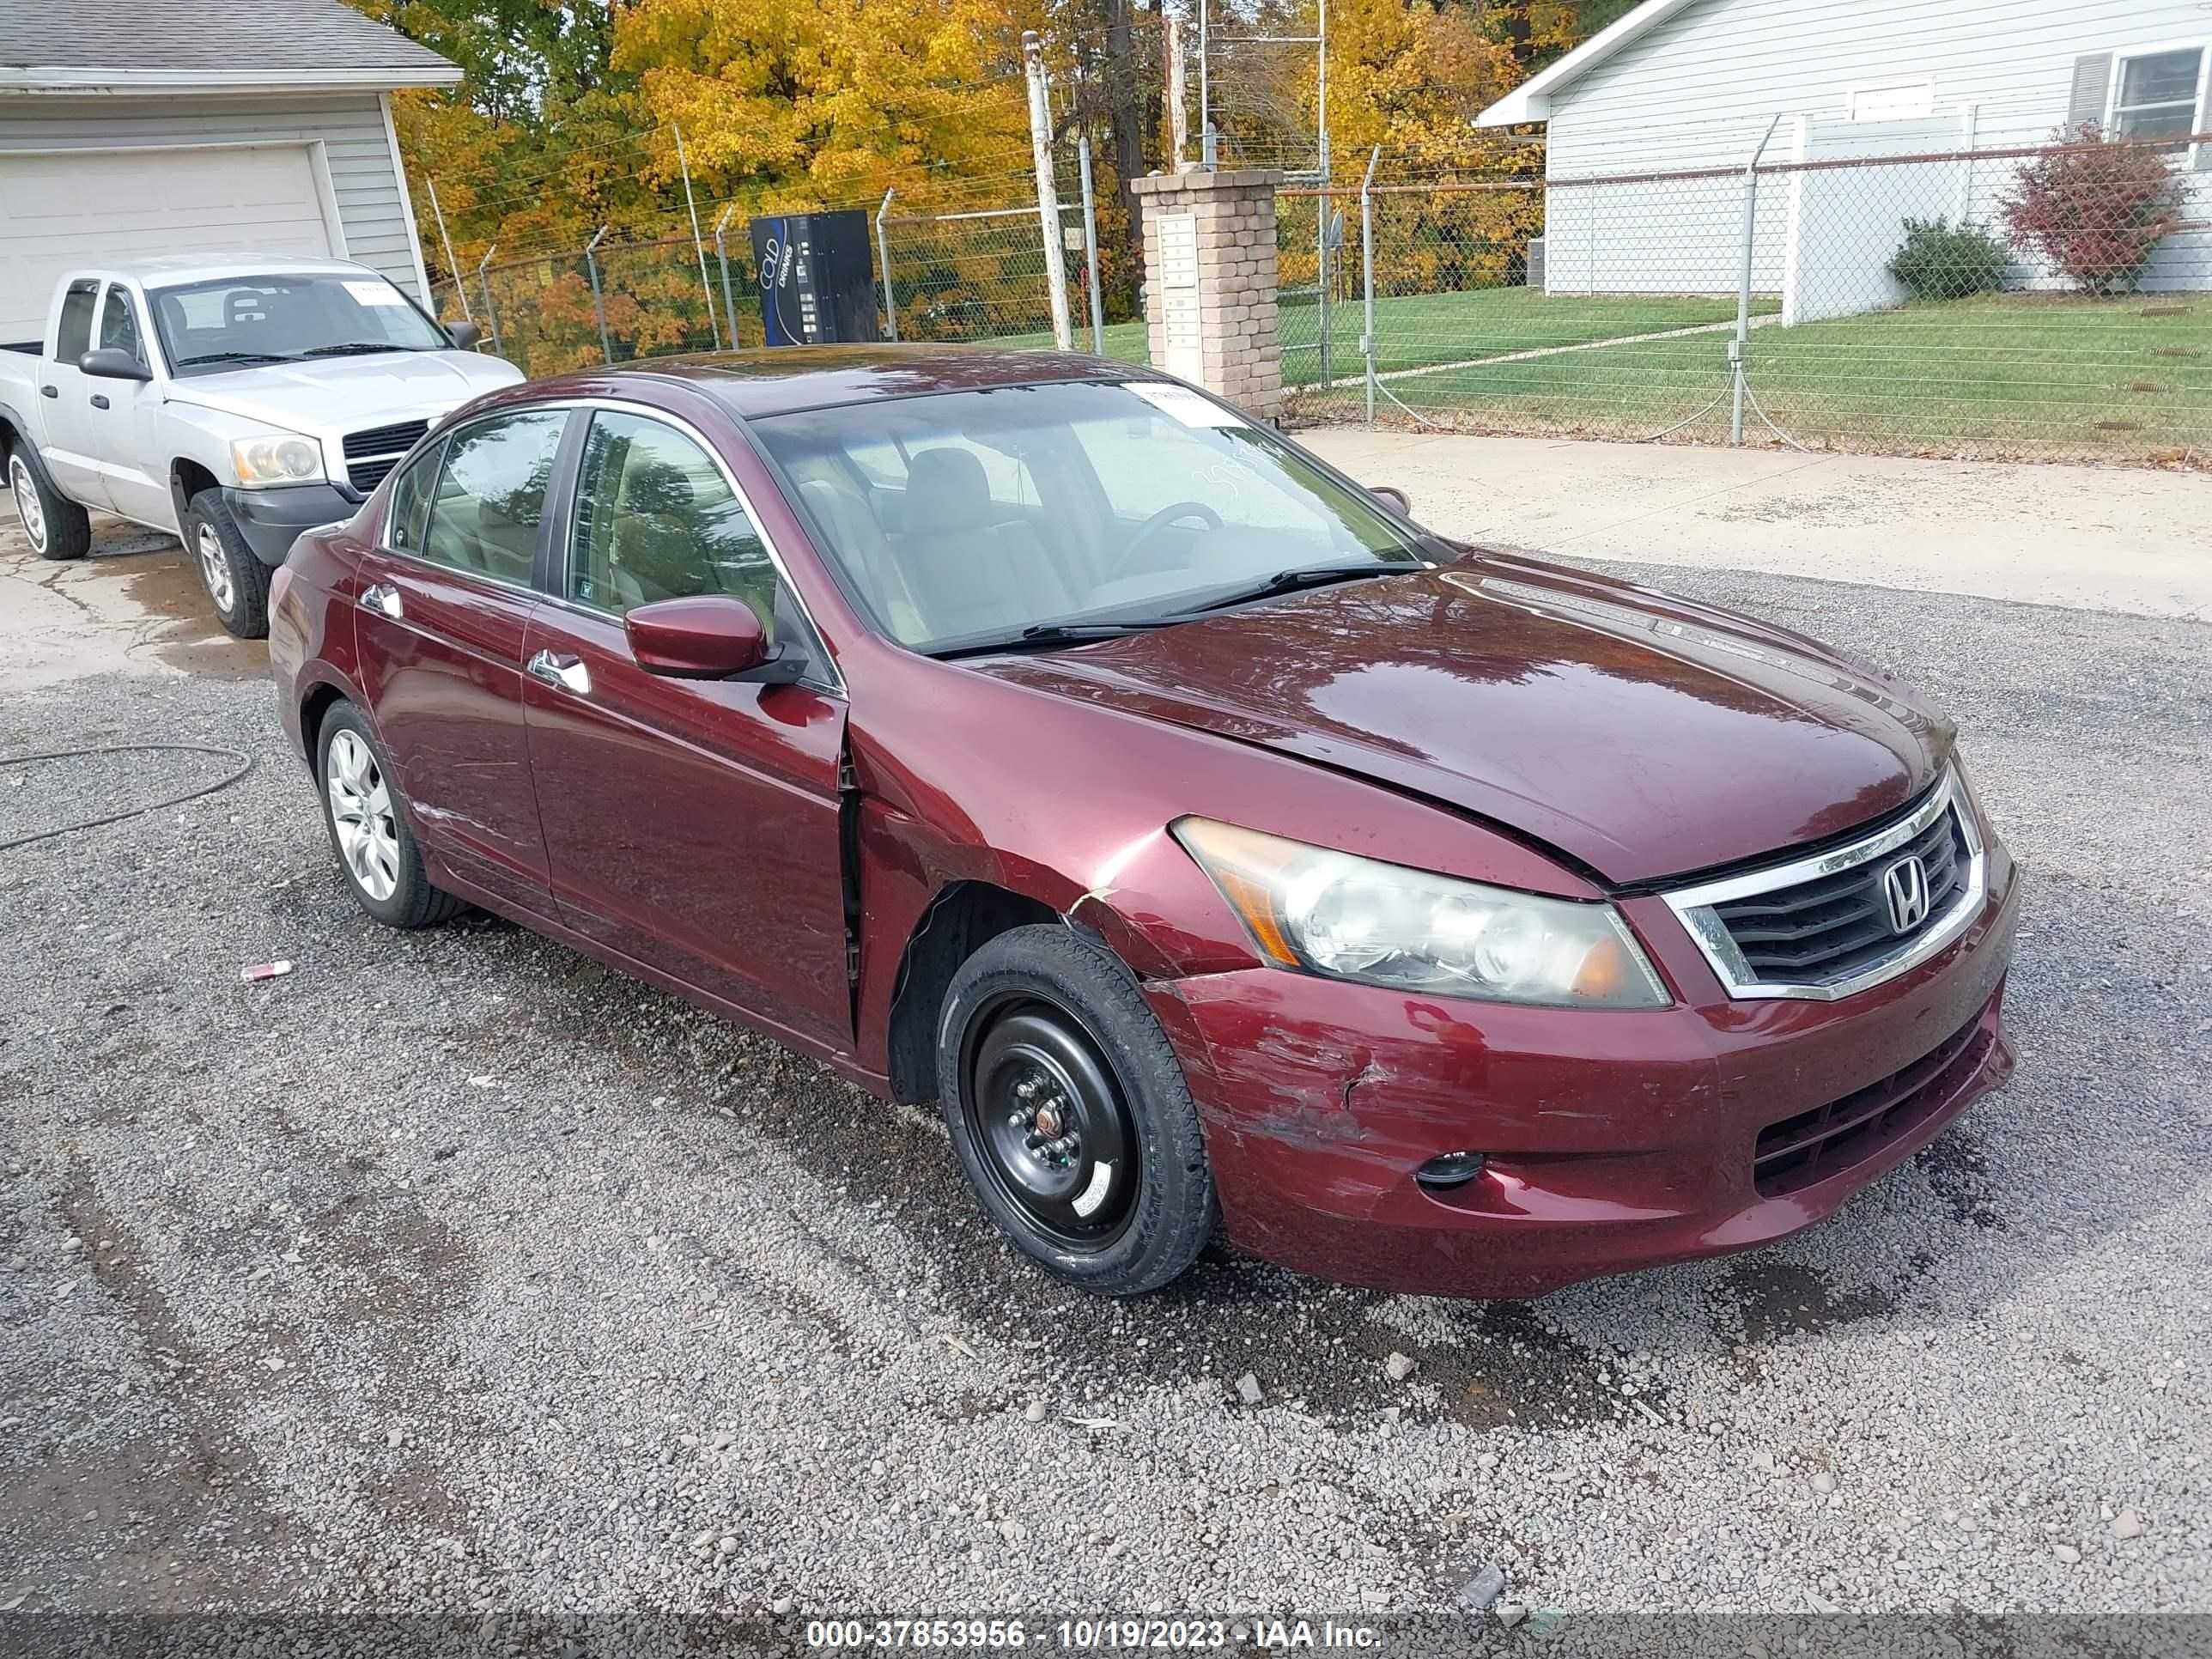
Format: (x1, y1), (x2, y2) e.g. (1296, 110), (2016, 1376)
(2, 511), (2207, 1626)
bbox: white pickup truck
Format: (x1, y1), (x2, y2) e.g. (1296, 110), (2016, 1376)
(0, 255), (522, 637)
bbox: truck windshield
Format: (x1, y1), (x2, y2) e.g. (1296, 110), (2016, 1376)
(146, 274), (448, 376)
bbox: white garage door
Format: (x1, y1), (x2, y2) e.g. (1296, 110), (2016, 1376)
(0, 144), (340, 345)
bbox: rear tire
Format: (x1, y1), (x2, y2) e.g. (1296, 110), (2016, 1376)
(937, 925), (1217, 1296)
(183, 489), (271, 639)
(314, 701), (464, 930)
(6, 444), (91, 562)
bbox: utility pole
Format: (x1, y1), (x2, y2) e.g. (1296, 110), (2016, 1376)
(424, 179), (470, 321)
(1024, 30), (1074, 352)
(1166, 14), (1190, 171)
(672, 125), (721, 350)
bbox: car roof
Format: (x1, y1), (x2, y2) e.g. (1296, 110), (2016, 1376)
(539, 346), (1169, 421)
(84, 255), (383, 289)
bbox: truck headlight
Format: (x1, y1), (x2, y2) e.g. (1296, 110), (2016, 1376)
(230, 433), (326, 487)
(1173, 817), (1669, 1008)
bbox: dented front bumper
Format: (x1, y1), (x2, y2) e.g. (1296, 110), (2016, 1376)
(1145, 838), (2020, 1299)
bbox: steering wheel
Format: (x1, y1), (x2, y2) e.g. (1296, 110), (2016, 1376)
(1127, 500), (1224, 562)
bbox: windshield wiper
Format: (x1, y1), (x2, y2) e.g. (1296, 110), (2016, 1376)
(299, 343), (415, 358)
(933, 617), (1182, 660)
(171, 350), (295, 368)
(1186, 563), (1403, 614)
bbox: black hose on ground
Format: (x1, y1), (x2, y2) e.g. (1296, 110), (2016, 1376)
(0, 742), (256, 854)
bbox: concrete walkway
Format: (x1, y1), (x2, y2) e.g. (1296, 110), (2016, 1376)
(1302, 428), (2212, 621)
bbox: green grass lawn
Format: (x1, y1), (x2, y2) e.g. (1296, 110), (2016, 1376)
(1343, 290), (2212, 459)
(982, 288), (2208, 459)
(990, 286), (1774, 379)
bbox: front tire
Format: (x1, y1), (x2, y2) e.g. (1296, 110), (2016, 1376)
(315, 702), (463, 930)
(937, 926), (1217, 1296)
(7, 445), (91, 562)
(183, 489), (271, 639)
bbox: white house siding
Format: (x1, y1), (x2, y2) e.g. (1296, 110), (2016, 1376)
(0, 94), (427, 301)
(1540, 0), (2212, 298)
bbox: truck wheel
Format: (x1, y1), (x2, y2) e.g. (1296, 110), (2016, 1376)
(182, 489), (271, 640)
(6, 445), (91, 562)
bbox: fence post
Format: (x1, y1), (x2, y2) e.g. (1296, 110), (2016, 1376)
(1078, 136), (1106, 355)
(1166, 14), (1190, 172)
(672, 125), (721, 350)
(475, 245), (502, 358)
(425, 179), (471, 322)
(1361, 147), (1378, 428)
(1731, 114), (1784, 447)
(1023, 31), (1075, 351)
(584, 226), (613, 364)
(875, 189), (899, 343)
(714, 205), (739, 352)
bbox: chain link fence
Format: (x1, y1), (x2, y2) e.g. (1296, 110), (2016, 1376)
(1285, 129), (2210, 463)
(431, 161), (1146, 380)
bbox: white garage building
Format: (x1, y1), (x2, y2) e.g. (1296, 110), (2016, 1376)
(1, 0), (459, 344)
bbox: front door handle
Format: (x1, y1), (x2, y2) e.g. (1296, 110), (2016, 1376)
(526, 649), (592, 696)
(360, 581), (403, 620)
(89, 394), (110, 410)
(40, 385), (56, 399)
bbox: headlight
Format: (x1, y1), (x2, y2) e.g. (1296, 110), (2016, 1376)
(1172, 817), (1669, 1008)
(229, 433), (325, 487)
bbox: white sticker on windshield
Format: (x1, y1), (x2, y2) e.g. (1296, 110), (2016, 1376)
(341, 279), (406, 307)
(1122, 381), (1248, 429)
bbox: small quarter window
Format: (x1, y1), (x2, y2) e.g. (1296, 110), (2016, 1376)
(97, 285), (145, 365)
(383, 436), (445, 555)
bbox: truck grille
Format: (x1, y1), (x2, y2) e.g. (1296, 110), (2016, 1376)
(342, 419), (431, 494)
(1753, 1000), (1993, 1196)
(1712, 807), (1967, 986)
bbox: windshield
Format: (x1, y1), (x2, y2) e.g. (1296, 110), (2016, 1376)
(750, 380), (1428, 654)
(147, 274), (449, 376)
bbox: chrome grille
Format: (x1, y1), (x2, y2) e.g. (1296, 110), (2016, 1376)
(1662, 768), (1985, 1001)
(342, 419), (430, 495)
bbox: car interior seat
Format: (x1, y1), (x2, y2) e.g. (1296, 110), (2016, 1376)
(898, 447), (1076, 641)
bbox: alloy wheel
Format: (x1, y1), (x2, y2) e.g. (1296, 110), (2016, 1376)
(196, 522), (235, 614)
(8, 455), (46, 554)
(325, 729), (400, 902)
(962, 994), (1139, 1252)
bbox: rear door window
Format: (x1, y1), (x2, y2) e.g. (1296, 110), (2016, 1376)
(416, 410), (568, 586)
(55, 281), (98, 362)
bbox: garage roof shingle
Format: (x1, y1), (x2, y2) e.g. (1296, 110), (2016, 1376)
(0, 0), (458, 81)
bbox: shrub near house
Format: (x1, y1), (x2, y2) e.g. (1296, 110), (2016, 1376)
(2002, 124), (2187, 295)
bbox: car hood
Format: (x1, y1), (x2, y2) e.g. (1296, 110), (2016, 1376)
(971, 556), (1953, 887)
(167, 349), (524, 434)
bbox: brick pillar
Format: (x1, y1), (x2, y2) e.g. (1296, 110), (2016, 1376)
(1130, 168), (1282, 422)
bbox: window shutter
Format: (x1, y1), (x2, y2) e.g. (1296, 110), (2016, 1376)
(2067, 52), (2113, 132)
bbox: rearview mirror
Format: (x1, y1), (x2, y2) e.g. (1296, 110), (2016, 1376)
(79, 348), (151, 383)
(1369, 483), (1412, 517)
(624, 595), (804, 684)
(445, 319), (483, 350)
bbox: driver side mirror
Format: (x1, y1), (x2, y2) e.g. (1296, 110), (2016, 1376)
(1368, 483), (1412, 517)
(79, 348), (151, 383)
(625, 594), (805, 684)
(445, 319), (483, 351)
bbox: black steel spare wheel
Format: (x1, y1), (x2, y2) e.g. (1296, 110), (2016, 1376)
(935, 924), (1217, 1295)
(966, 996), (1138, 1249)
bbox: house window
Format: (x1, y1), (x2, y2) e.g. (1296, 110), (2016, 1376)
(2110, 46), (2207, 142)
(1847, 81), (1934, 122)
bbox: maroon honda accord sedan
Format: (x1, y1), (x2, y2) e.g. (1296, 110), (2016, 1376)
(266, 348), (2018, 1298)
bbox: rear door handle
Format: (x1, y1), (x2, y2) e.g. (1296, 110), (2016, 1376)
(526, 649), (592, 696)
(360, 581), (403, 620)
(89, 394), (109, 410)
(40, 385), (56, 399)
